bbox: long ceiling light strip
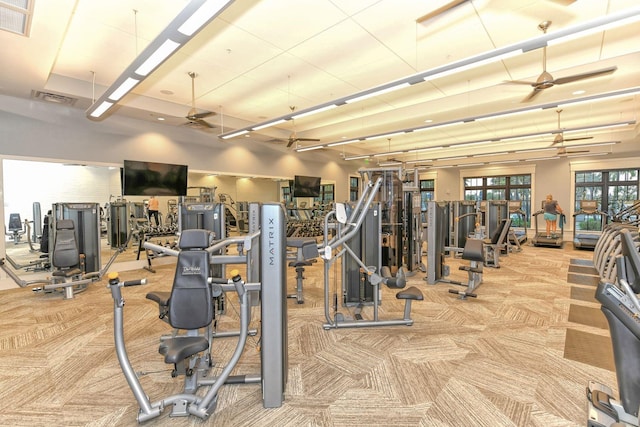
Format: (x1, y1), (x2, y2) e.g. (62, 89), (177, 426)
(86, 0), (235, 119)
(417, 141), (619, 167)
(219, 6), (640, 139)
(341, 120), (633, 161)
(300, 87), (640, 154)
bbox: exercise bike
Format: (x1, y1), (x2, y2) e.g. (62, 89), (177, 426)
(587, 228), (640, 426)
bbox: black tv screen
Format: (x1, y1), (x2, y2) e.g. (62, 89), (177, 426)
(123, 160), (188, 196)
(293, 175), (321, 198)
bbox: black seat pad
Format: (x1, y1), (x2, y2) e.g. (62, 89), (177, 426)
(160, 336), (209, 364)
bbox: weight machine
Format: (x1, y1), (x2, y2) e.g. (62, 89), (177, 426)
(321, 178), (423, 329)
(358, 167), (424, 275)
(112, 203), (287, 422)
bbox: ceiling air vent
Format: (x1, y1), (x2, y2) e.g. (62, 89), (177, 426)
(31, 90), (78, 106)
(0, 0), (34, 36)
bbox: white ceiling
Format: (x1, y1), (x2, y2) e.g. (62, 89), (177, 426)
(1, 0), (639, 167)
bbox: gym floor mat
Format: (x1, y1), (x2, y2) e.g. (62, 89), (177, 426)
(567, 272), (600, 287)
(567, 304), (608, 330)
(568, 264), (598, 275)
(570, 286), (597, 303)
(570, 258), (595, 267)
(564, 328), (614, 372)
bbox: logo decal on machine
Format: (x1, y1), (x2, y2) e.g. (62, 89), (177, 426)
(182, 265), (201, 275)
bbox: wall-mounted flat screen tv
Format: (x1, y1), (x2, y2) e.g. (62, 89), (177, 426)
(293, 175), (321, 198)
(123, 160), (188, 196)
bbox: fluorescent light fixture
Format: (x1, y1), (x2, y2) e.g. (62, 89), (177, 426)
(178, 0), (233, 36)
(500, 133), (553, 142)
(475, 108), (541, 122)
(407, 146), (443, 153)
(373, 151), (404, 157)
(344, 154), (372, 161)
(221, 129), (249, 139)
(570, 141), (619, 148)
(563, 122), (634, 134)
(419, 120), (462, 128)
(452, 140), (493, 148)
(566, 152), (610, 158)
(424, 49), (522, 82)
(525, 156), (560, 162)
(87, 0), (234, 120)
(519, 147), (555, 153)
(327, 139), (360, 147)
(108, 77), (140, 101)
(291, 104), (337, 119)
(558, 87), (640, 108)
(218, 7), (640, 140)
(344, 82), (411, 104)
(135, 39), (181, 76)
(365, 131), (407, 141)
(547, 7), (640, 46)
(475, 152), (508, 157)
(439, 155), (468, 161)
(252, 119), (287, 130)
(296, 145), (325, 152)
(89, 101), (113, 118)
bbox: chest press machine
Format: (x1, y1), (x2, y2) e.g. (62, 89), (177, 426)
(110, 203), (288, 423)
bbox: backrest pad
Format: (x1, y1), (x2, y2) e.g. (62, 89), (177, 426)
(168, 230), (213, 330)
(52, 219), (79, 268)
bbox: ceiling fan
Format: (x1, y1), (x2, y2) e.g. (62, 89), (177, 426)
(506, 21), (617, 102)
(286, 106), (320, 148)
(183, 72), (215, 129)
(552, 109), (591, 156)
(550, 109), (593, 147)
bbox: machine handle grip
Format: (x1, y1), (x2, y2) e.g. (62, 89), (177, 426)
(123, 278), (147, 287)
(107, 272), (147, 287)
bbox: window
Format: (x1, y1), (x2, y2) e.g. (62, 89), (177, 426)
(464, 174), (531, 225)
(419, 179), (434, 212)
(349, 176), (360, 202)
(316, 183), (334, 205)
(0, 0), (34, 36)
(575, 168), (639, 221)
(281, 184), (292, 205)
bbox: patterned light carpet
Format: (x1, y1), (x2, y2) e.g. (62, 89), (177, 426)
(0, 239), (618, 426)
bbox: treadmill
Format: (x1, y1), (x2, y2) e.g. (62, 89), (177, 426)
(508, 200), (528, 245)
(531, 200), (564, 248)
(573, 200), (608, 250)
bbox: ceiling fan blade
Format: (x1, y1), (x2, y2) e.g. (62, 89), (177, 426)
(286, 139), (296, 148)
(563, 135), (593, 142)
(296, 138), (320, 142)
(188, 111), (214, 119)
(195, 119), (215, 129)
(550, 134), (563, 146)
(416, 0), (469, 23)
(522, 87), (543, 102)
(504, 79), (538, 86)
(553, 66), (617, 85)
